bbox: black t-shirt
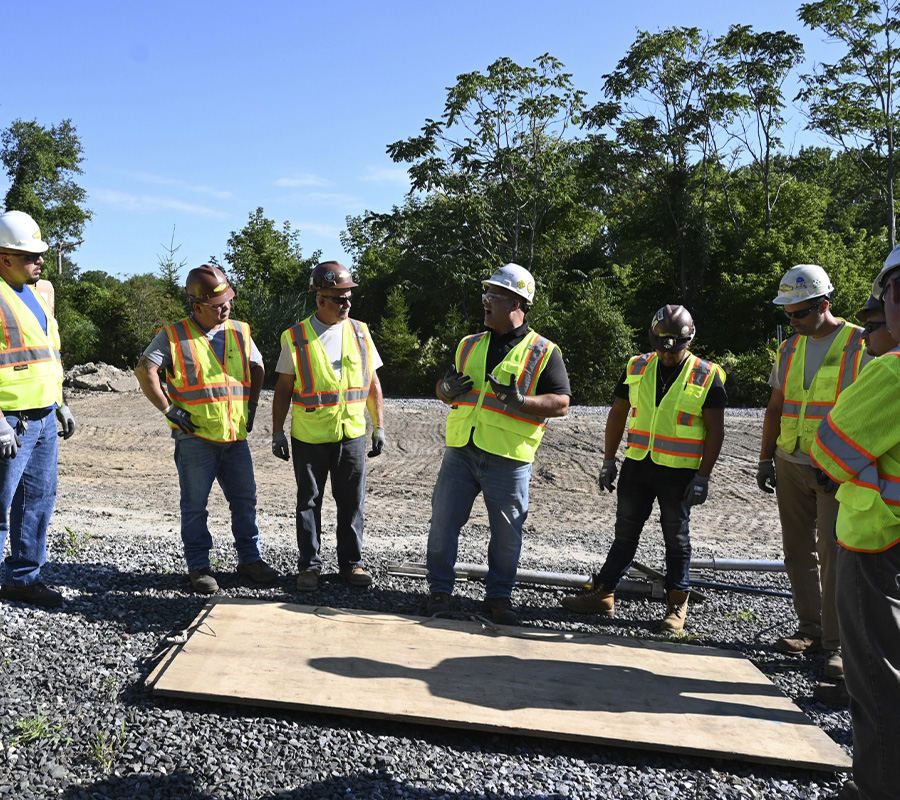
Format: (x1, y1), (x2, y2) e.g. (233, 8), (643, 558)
(613, 355), (727, 408)
(483, 322), (571, 397)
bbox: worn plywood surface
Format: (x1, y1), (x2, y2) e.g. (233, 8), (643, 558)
(148, 598), (850, 772)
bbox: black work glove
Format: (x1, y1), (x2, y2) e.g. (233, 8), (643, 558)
(247, 400), (258, 433)
(272, 431), (290, 461)
(440, 366), (473, 401)
(165, 405), (195, 434)
(56, 404), (76, 440)
(814, 467), (838, 494)
(487, 372), (526, 411)
(0, 416), (20, 459)
(684, 475), (710, 507)
(369, 426), (386, 457)
(598, 458), (617, 492)
(756, 459), (776, 493)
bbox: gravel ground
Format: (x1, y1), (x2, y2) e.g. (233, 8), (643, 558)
(0, 398), (851, 800)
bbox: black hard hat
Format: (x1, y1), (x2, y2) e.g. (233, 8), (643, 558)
(649, 305), (695, 352)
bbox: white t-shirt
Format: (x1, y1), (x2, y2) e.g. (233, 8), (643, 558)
(276, 315), (383, 379)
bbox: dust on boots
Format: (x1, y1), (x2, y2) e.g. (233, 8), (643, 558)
(660, 589), (690, 632)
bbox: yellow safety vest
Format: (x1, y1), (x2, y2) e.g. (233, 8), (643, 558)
(0, 278), (63, 410)
(811, 351), (900, 552)
(164, 317), (252, 443)
(445, 330), (556, 463)
(624, 353), (723, 470)
(775, 321), (865, 454)
(284, 315), (373, 444)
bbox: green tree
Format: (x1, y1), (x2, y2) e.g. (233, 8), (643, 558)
(798, 0), (900, 247)
(157, 226), (187, 303)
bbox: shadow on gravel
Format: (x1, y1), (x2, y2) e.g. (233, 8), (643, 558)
(61, 767), (561, 799)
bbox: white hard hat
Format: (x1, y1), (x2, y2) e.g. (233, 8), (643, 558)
(874, 243), (900, 301)
(772, 264), (835, 305)
(0, 210), (49, 254)
(482, 263), (535, 304)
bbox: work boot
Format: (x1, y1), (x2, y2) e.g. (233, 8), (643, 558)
(824, 649), (844, 679)
(296, 569), (319, 592)
(835, 780), (859, 799)
(660, 589), (690, 632)
(339, 566), (374, 587)
(425, 592), (451, 616)
(236, 559), (279, 586)
(775, 631), (822, 654)
(188, 568), (219, 595)
(560, 577), (615, 616)
(0, 582), (63, 608)
(813, 679), (850, 707)
(483, 597), (518, 626)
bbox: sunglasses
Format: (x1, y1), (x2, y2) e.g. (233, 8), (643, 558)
(863, 320), (887, 334)
(2, 252), (42, 264)
(784, 302), (822, 320)
(319, 294), (352, 306)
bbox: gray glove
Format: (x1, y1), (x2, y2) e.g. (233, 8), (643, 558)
(165, 405), (195, 434)
(56, 404), (76, 439)
(0, 416), (20, 459)
(369, 426), (386, 457)
(440, 367), (473, 400)
(684, 475), (710, 507)
(247, 400), (258, 433)
(814, 467), (838, 494)
(272, 431), (290, 461)
(756, 459), (776, 493)
(598, 458), (617, 492)
(487, 372), (526, 411)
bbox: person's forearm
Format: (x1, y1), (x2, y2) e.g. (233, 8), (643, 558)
(604, 400), (630, 459)
(272, 374), (293, 433)
(367, 374), (384, 427)
(135, 357), (171, 413)
(249, 362), (264, 405)
(520, 393), (569, 419)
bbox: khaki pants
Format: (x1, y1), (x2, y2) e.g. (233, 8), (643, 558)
(775, 455), (840, 650)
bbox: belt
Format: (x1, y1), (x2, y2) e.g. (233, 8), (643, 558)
(8, 408), (54, 420)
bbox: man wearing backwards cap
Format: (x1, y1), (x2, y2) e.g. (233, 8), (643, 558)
(0, 211), (76, 609)
(561, 305), (726, 632)
(135, 264), (279, 595)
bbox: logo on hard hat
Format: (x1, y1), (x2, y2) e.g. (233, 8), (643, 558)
(324, 270), (336, 283)
(33, 230), (41, 240)
(516, 280), (525, 290)
(214, 282), (227, 293)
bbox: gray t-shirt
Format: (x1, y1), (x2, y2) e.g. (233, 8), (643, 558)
(275, 315), (383, 379)
(768, 322), (872, 464)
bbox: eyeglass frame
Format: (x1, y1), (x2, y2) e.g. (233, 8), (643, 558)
(0, 251), (43, 264)
(784, 300), (824, 320)
(863, 320), (888, 334)
(318, 293), (352, 306)
(482, 292), (516, 305)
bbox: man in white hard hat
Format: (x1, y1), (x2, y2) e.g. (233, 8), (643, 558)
(757, 264), (868, 681)
(271, 262), (385, 593)
(560, 305), (726, 632)
(424, 263), (570, 625)
(810, 247), (900, 800)
(0, 211), (76, 608)
(135, 264), (279, 594)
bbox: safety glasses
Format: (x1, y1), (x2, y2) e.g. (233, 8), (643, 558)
(784, 302), (822, 320)
(863, 320), (887, 334)
(319, 294), (352, 306)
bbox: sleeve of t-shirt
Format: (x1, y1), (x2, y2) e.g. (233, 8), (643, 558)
(613, 369), (629, 401)
(275, 338), (295, 375)
(534, 347), (571, 396)
(368, 337), (384, 372)
(142, 329), (173, 371)
(247, 335), (263, 367)
(702, 371), (728, 409)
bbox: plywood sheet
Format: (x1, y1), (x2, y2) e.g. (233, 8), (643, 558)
(148, 599), (850, 772)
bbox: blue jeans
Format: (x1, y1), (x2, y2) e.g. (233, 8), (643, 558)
(838, 542), (900, 800)
(597, 457), (693, 593)
(427, 444), (532, 599)
(291, 435), (366, 572)
(0, 410), (58, 586)
(173, 436), (262, 570)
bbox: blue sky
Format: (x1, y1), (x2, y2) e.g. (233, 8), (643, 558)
(5, 1), (837, 282)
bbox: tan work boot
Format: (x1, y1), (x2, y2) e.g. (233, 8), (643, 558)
(561, 579), (615, 616)
(660, 589), (690, 632)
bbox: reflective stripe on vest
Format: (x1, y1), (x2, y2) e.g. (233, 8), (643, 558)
(0, 280), (63, 410)
(289, 318), (371, 409)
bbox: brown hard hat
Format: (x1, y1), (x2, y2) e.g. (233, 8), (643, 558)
(855, 293), (883, 322)
(309, 261), (358, 293)
(186, 265), (235, 305)
(649, 304), (695, 351)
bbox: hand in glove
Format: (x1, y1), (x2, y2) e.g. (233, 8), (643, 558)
(0, 416), (20, 459)
(369, 426), (386, 457)
(486, 372), (526, 411)
(272, 431), (290, 461)
(814, 467), (838, 494)
(598, 459), (618, 492)
(756, 459), (776, 493)
(247, 400), (258, 433)
(165, 405), (196, 434)
(56, 403), (76, 440)
(440, 366), (473, 401)
(684, 475), (710, 507)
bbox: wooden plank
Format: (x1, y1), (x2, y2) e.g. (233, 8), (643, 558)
(149, 598), (850, 772)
